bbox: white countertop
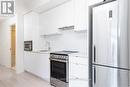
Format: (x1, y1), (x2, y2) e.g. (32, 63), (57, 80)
(24, 50), (87, 58)
(24, 50), (50, 54)
(69, 52), (88, 58)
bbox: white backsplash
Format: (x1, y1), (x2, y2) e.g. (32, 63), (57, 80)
(43, 30), (88, 56)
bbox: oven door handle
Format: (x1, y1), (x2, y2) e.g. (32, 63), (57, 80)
(49, 58), (68, 63)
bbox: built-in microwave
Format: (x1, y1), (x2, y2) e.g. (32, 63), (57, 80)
(24, 41), (33, 51)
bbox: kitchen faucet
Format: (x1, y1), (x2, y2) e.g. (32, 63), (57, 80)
(46, 41), (51, 51)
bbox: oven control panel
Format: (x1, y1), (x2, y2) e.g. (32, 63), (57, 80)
(50, 53), (69, 62)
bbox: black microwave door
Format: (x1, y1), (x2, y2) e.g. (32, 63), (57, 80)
(24, 41), (33, 51)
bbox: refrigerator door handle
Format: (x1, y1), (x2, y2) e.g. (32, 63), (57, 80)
(92, 66), (96, 85)
(94, 66), (96, 84)
(94, 45), (96, 62)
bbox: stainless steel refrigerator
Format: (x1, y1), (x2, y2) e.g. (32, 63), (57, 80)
(89, 0), (130, 87)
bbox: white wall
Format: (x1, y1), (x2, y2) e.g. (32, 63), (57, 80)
(0, 17), (16, 67)
(0, 0), (27, 73)
(15, 14), (24, 73)
(0, 15), (25, 73)
(44, 30), (88, 56)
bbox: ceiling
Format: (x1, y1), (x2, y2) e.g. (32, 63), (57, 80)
(33, 0), (70, 13)
(21, 0), (50, 12)
(0, 0), (70, 23)
(0, 17), (12, 23)
(0, 0), (50, 22)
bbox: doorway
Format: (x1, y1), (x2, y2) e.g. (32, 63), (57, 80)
(10, 24), (16, 70)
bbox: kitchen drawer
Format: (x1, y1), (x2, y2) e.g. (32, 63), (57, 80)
(69, 78), (88, 87)
(69, 56), (88, 65)
(69, 63), (88, 80)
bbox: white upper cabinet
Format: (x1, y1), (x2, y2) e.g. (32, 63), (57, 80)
(39, 0), (104, 35)
(24, 12), (39, 41)
(24, 12), (34, 41)
(57, 0), (74, 29)
(39, 0), (74, 35)
(74, 0), (88, 31)
(39, 10), (60, 35)
(24, 11), (43, 50)
(74, 0), (104, 31)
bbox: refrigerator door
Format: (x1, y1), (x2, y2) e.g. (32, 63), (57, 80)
(93, 1), (124, 68)
(93, 65), (129, 87)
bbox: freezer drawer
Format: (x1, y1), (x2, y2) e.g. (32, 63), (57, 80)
(92, 65), (129, 87)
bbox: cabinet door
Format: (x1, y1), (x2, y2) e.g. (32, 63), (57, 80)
(57, 0), (74, 28)
(39, 54), (50, 82)
(74, 0), (88, 31)
(69, 56), (88, 87)
(24, 52), (36, 72)
(70, 56), (88, 65)
(69, 79), (88, 87)
(24, 12), (42, 50)
(40, 10), (60, 35)
(39, 1), (74, 35)
(24, 52), (50, 82)
(74, 0), (104, 31)
(69, 56), (88, 79)
(24, 12), (33, 41)
(31, 12), (41, 50)
(70, 63), (88, 80)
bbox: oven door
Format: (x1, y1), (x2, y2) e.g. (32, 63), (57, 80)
(51, 59), (69, 83)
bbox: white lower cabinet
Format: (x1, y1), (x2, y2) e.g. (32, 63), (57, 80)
(70, 63), (88, 80)
(69, 56), (88, 87)
(24, 52), (50, 82)
(69, 79), (88, 87)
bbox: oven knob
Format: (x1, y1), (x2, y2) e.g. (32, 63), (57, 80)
(56, 55), (59, 58)
(61, 56), (63, 59)
(59, 56), (61, 59)
(51, 55), (53, 58)
(66, 56), (68, 59)
(62, 56), (64, 59)
(63, 56), (65, 59)
(54, 55), (56, 58)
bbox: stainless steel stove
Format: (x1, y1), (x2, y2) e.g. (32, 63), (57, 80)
(50, 51), (78, 87)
